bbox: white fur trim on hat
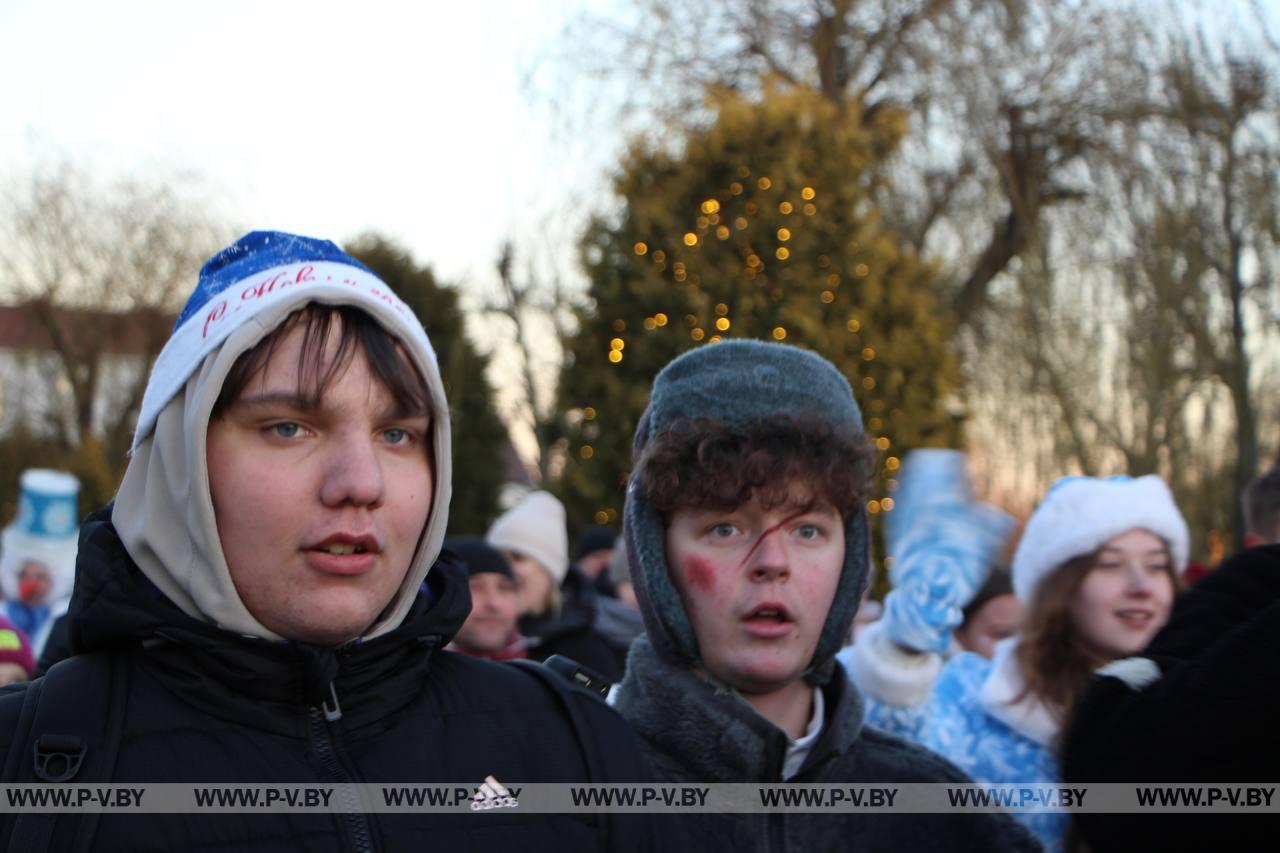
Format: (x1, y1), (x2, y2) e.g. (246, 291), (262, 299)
(486, 491), (569, 584)
(1011, 475), (1189, 602)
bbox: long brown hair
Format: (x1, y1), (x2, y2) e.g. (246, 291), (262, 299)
(1013, 546), (1181, 723)
(1013, 552), (1099, 722)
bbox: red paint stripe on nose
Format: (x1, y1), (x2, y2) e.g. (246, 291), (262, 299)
(736, 511), (807, 570)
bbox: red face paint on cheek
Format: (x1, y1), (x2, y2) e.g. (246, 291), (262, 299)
(683, 555), (719, 594)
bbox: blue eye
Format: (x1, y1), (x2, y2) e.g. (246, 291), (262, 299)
(795, 524), (822, 540)
(272, 422), (301, 439)
(383, 428), (411, 445)
(710, 522), (738, 538)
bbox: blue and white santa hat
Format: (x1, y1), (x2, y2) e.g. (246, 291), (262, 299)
(1011, 474), (1189, 602)
(884, 448), (978, 554)
(0, 469), (81, 604)
(114, 230), (452, 644)
(133, 231), (439, 450)
(878, 449), (1015, 655)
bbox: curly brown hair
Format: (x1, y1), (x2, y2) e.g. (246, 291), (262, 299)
(635, 415), (875, 519)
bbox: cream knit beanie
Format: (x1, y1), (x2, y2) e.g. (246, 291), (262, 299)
(486, 491), (570, 584)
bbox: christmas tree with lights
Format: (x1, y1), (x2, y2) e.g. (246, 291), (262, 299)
(554, 83), (960, 546)
(348, 235), (508, 536)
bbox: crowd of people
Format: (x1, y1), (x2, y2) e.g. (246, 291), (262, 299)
(0, 229), (1274, 851)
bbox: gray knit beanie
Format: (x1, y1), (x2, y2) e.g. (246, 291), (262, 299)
(624, 339), (869, 684)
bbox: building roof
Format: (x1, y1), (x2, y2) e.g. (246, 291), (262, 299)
(0, 304), (171, 356)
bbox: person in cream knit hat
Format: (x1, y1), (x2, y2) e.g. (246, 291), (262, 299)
(486, 490), (570, 616)
(487, 490), (633, 680)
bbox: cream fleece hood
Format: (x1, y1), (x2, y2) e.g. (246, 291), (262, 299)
(111, 231), (452, 643)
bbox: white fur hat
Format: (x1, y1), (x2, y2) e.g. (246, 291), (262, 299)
(486, 491), (569, 584)
(1011, 475), (1189, 602)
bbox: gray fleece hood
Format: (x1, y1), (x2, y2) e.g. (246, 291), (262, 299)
(624, 339), (869, 684)
(112, 231), (452, 642)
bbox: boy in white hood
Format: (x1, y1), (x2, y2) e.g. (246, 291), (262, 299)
(0, 231), (661, 853)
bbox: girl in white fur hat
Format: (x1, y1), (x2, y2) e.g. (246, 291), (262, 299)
(846, 467), (1187, 853)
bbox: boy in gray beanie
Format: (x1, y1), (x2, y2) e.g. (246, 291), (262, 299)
(612, 339), (1040, 853)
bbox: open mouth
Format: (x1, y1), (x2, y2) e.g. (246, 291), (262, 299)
(1115, 609), (1154, 627)
(318, 543), (369, 555)
(743, 601), (796, 625)
(741, 603), (796, 638)
(747, 606), (791, 623)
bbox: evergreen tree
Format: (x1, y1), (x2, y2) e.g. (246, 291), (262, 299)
(347, 235), (508, 536)
(555, 84), (959, 560)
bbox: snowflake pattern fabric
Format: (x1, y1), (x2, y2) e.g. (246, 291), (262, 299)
(859, 652), (1067, 853)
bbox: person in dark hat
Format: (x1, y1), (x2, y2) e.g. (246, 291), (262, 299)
(612, 339), (1040, 853)
(445, 536), (525, 661)
(574, 524), (619, 596)
(1241, 461), (1280, 548)
(954, 566), (1021, 660)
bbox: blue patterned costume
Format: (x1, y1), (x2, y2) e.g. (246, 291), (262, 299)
(841, 450), (1065, 851)
(840, 640), (1067, 852)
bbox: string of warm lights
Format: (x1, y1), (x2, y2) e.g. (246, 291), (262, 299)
(601, 180), (895, 525)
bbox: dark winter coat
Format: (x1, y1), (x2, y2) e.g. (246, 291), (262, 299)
(0, 508), (664, 853)
(1063, 544), (1280, 852)
(614, 637), (1044, 853)
(520, 566), (638, 683)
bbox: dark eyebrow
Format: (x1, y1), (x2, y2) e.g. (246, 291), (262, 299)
(228, 391), (430, 421)
(230, 392), (319, 414)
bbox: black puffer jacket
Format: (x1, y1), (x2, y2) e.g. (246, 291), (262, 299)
(0, 508), (663, 853)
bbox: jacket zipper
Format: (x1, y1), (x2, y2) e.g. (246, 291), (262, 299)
(308, 685), (375, 853)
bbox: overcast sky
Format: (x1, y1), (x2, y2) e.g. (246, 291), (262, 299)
(0, 0), (603, 287)
(0, 0), (619, 461)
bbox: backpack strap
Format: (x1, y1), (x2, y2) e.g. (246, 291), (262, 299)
(540, 654), (614, 700)
(509, 657), (608, 773)
(1, 671), (47, 782)
(509, 657), (611, 849)
(5, 652), (130, 853)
